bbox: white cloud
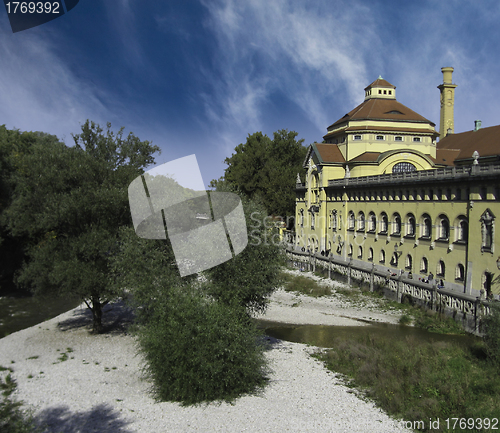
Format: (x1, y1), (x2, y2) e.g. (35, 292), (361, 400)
(0, 27), (110, 143)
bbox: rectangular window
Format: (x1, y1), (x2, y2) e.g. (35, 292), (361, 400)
(413, 137), (421, 142)
(376, 135), (384, 140)
(395, 136), (403, 141)
(354, 135), (362, 140)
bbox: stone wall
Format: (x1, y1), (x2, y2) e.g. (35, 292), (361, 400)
(286, 248), (491, 335)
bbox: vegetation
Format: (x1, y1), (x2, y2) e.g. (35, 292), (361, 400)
(314, 333), (499, 432)
(0, 369), (40, 433)
(482, 302), (500, 365)
(211, 130), (307, 219)
(110, 191), (283, 404)
(281, 272), (332, 297)
(2, 121), (160, 332)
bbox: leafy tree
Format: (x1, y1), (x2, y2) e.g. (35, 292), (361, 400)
(109, 188), (282, 404)
(3, 121), (159, 333)
(216, 129), (307, 220)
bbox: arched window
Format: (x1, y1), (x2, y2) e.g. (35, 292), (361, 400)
(358, 246), (363, 259)
(393, 213), (402, 235)
(438, 215), (450, 240)
(348, 211), (355, 230)
(330, 211), (337, 230)
(406, 215), (416, 237)
(300, 209), (304, 227)
(437, 260), (445, 277)
(405, 254), (413, 271)
(380, 213), (388, 234)
(379, 250), (386, 264)
(358, 212), (365, 231)
(421, 214), (432, 238)
(368, 212), (377, 232)
(420, 257), (428, 273)
(311, 212), (315, 230)
(455, 264), (465, 281)
(457, 219), (468, 242)
(368, 247), (374, 261)
(348, 244), (353, 256)
(390, 252), (399, 267)
(392, 162), (417, 173)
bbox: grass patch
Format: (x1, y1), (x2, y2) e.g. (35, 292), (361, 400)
(0, 370), (40, 432)
(281, 272), (331, 297)
(314, 334), (499, 432)
(26, 356), (39, 361)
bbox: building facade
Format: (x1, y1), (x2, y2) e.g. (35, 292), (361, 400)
(294, 68), (500, 299)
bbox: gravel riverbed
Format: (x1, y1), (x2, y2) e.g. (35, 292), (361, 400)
(0, 271), (412, 433)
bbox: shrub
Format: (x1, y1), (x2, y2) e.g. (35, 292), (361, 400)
(0, 372), (39, 433)
(483, 302), (500, 365)
(137, 286), (268, 405)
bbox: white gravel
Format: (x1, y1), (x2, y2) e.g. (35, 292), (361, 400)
(0, 275), (413, 433)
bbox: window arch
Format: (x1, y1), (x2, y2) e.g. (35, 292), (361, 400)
(300, 209), (304, 227)
(348, 244), (353, 257)
(390, 252), (399, 267)
(405, 254), (413, 271)
(330, 210), (337, 231)
(406, 214), (416, 237)
(379, 249), (386, 264)
(421, 214), (432, 238)
(348, 211), (355, 231)
(437, 260), (445, 277)
(368, 212), (377, 232)
(380, 212), (388, 234)
(420, 257), (428, 273)
(368, 247), (374, 261)
(392, 213), (402, 235)
(455, 264), (465, 281)
(437, 214), (450, 240)
(392, 162), (417, 173)
(358, 246), (363, 259)
(357, 211), (365, 231)
(457, 218), (468, 242)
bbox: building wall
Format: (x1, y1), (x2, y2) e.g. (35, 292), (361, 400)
(295, 166), (500, 299)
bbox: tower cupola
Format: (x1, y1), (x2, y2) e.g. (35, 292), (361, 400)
(364, 76), (396, 101)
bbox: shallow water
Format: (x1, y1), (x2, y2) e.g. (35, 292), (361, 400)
(255, 319), (479, 348)
(0, 294), (81, 338)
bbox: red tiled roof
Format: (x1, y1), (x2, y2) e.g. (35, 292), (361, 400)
(438, 125), (500, 160)
(327, 98), (435, 130)
(313, 143), (345, 163)
(364, 78), (395, 90)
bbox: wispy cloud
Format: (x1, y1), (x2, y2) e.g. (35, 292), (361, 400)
(200, 0), (380, 151)
(0, 27), (109, 143)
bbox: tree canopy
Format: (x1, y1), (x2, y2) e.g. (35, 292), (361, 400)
(3, 121), (160, 332)
(212, 129), (307, 220)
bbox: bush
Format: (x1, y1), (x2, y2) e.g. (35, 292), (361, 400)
(137, 286), (268, 405)
(483, 302), (500, 365)
(0, 371), (39, 433)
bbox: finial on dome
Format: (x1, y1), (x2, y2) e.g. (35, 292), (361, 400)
(378, 75), (383, 79)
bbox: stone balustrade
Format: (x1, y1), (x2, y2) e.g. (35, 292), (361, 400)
(285, 247), (493, 335)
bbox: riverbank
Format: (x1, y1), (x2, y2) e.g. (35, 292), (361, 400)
(255, 268), (404, 327)
(0, 282), (412, 432)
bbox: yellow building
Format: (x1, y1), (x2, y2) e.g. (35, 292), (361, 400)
(295, 67), (500, 300)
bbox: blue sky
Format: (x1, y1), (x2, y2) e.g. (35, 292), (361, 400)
(1, 0), (499, 187)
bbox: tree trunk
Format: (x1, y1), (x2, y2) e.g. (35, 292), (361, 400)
(91, 297), (104, 334)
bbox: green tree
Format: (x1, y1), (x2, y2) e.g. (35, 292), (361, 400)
(217, 129), (307, 219)
(3, 121), (160, 333)
(109, 189), (282, 404)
